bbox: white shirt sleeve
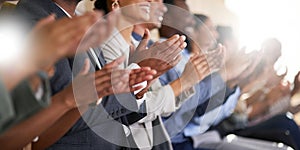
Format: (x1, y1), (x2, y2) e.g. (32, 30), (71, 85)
(137, 80), (176, 123)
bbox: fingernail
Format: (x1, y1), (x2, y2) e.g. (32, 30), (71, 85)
(182, 42), (187, 48)
(180, 35), (186, 41)
(174, 34), (180, 39)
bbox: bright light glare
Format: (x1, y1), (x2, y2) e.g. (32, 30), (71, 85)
(225, 134), (237, 143)
(225, 0), (300, 81)
(0, 22), (25, 67)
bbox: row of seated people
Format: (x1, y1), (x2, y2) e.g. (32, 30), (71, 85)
(0, 0), (299, 150)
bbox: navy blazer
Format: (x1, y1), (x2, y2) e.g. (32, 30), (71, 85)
(15, 0), (145, 148)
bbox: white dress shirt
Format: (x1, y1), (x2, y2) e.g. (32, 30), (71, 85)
(101, 28), (182, 149)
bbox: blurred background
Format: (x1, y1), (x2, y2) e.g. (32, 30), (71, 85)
(77, 0), (300, 82)
(74, 0), (300, 123)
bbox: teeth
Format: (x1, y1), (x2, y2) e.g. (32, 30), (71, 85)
(145, 8), (150, 13)
(158, 16), (163, 21)
(140, 6), (150, 13)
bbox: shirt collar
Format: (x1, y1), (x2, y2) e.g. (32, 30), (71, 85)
(54, 3), (73, 18)
(132, 32), (143, 41)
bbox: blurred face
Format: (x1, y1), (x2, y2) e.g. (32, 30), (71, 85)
(174, 0), (195, 35)
(163, 0), (195, 35)
(118, 0), (153, 23)
(195, 18), (218, 51)
(147, 0), (167, 29)
(1, 0), (17, 5)
(261, 40), (281, 64)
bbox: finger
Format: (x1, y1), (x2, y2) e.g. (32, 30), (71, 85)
(135, 88), (148, 98)
(160, 39), (183, 62)
(136, 29), (151, 51)
(165, 43), (185, 63)
(192, 55), (207, 65)
(95, 69), (129, 84)
(130, 73), (154, 86)
(169, 54), (182, 66)
(154, 34), (180, 52)
(96, 81), (113, 93)
(160, 35), (185, 57)
(79, 58), (91, 75)
(34, 14), (56, 29)
(98, 87), (113, 98)
(104, 56), (126, 69)
(95, 74), (112, 85)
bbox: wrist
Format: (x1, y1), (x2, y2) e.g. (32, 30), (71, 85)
(51, 92), (74, 114)
(180, 74), (195, 90)
(219, 69), (227, 82)
(170, 76), (193, 97)
(60, 86), (76, 110)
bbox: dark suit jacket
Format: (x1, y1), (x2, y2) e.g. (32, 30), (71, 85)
(15, 0), (145, 148)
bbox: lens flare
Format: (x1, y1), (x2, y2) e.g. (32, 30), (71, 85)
(0, 21), (26, 67)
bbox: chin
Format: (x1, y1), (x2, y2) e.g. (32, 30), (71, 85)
(140, 15), (150, 22)
(154, 22), (162, 28)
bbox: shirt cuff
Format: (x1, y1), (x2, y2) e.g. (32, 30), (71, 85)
(175, 86), (196, 109)
(127, 63), (147, 109)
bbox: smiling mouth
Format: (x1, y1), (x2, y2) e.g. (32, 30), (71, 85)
(139, 4), (151, 14)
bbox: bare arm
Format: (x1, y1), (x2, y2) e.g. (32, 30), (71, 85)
(0, 91), (74, 149)
(32, 108), (83, 150)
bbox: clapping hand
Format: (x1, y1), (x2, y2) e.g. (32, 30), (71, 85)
(129, 29), (186, 78)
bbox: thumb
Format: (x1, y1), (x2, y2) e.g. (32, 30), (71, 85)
(104, 55), (125, 69)
(80, 58), (91, 75)
(35, 14), (56, 29)
(136, 29), (150, 51)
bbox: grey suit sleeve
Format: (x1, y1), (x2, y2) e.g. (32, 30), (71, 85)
(0, 72), (51, 134)
(0, 79), (15, 134)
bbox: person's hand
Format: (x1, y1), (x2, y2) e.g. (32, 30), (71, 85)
(101, 57), (157, 97)
(265, 81), (291, 106)
(28, 74), (42, 93)
(168, 53), (211, 97)
(137, 56), (181, 78)
(129, 29), (186, 77)
(26, 12), (101, 72)
(63, 56), (156, 108)
(292, 71), (300, 96)
(264, 67), (287, 89)
(78, 11), (117, 51)
(181, 53), (210, 87)
(205, 44), (226, 73)
(228, 51), (264, 88)
(219, 48), (259, 83)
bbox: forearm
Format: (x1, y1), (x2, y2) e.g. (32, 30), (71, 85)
(248, 101), (269, 120)
(0, 93), (71, 149)
(32, 108), (83, 150)
(244, 90), (265, 106)
(170, 77), (192, 97)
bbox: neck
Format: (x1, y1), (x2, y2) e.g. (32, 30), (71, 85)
(120, 27), (134, 44)
(116, 15), (134, 44)
(133, 24), (147, 36)
(159, 25), (179, 39)
(53, 0), (79, 15)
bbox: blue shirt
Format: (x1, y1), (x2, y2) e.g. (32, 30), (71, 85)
(159, 47), (240, 143)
